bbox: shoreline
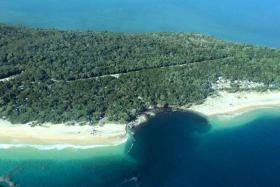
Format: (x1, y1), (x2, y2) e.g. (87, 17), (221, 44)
(0, 119), (127, 148)
(187, 90), (280, 117)
(1, 90), (280, 149)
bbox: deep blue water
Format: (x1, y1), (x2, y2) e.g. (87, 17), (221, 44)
(0, 0), (279, 47)
(2, 110), (280, 187)
(1, 1), (280, 185)
(122, 111), (280, 187)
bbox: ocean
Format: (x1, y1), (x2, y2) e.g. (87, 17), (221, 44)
(1, 0), (280, 186)
(1, 109), (280, 187)
(0, 0), (279, 47)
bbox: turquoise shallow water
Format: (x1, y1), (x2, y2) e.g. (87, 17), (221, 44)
(1, 1), (280, 186)
(0, 0), (279, 47)
(1, 109), (280, 187)
(0, 142), (136, 187)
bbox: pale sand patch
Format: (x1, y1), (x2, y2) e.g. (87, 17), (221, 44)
(0, 119), (127, 146)
(188, 90), (280, 116)
(2, 90), (280, 147)
(0, 75), (17, 82)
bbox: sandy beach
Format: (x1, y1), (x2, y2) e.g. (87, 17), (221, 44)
(1, 90), (280, 147)
(0, 119), (127, 147)
(189, 90), (280, 116)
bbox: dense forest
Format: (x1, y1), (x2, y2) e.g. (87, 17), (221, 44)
(0, 24), (280, 124)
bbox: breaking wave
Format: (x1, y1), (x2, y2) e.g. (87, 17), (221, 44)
(0, 138), (128, 150)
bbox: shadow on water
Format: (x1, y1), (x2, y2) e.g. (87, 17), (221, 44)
(5, 111), (280, 187)
(0, 110), (211, 187)
(117, 110), (211, 187)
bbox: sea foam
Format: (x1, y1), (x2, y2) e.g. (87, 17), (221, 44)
(0, 138), (128, 150)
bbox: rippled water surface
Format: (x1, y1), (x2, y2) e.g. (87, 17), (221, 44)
(0, 0), (279, 47)
(2, 110), (280, 187)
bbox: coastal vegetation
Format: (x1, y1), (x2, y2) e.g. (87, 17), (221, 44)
(0, 24), (280, 124)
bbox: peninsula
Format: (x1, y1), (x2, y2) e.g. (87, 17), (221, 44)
(0, 24), (280, 146)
